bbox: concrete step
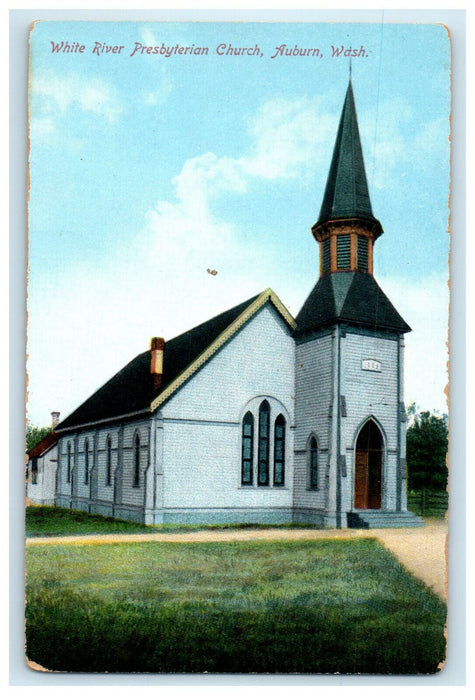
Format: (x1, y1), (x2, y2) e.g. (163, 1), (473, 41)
(347, 510), (425, 529)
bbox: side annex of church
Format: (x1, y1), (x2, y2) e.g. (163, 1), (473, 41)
(28, 80), (424, 529)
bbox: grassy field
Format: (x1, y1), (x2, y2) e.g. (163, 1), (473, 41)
(25, 505), (315, 537)
(25, 538), (446, 674)
(25, 505), (153, 537)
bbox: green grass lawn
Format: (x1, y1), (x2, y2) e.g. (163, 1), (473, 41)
(25, 505), (316, 537)
(25, 505), (154, 537)
(25, 538), (446, 674)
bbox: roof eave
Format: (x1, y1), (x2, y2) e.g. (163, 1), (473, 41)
(54, 407), (151, 434)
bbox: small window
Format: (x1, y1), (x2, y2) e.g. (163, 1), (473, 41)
(134, 433), (140, 487)
(31, 457), (38, 485)
(106, 436), (112, 486)
(66, 442), (72, 483)
(357, 235), (369, 272)
(258, 401), (270, 486)
(337, 234), (351, 269)
(309, 437), (319, 490)
(322, 239), (331, 273)
(241, 412), (254, 486)
(273, 415), (286, 486)
(84, 439), (89, 485)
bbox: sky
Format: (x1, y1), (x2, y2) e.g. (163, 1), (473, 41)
(26, 19), (451, 427)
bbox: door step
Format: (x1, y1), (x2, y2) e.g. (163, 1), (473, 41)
(347, 510), (425, 529)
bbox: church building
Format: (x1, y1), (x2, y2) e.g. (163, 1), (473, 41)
(32, 80), (423, 528)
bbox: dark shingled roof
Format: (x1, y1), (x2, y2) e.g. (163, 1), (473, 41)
(294, 271), (411, 337)
(28, 431), (58, 458)
(56, 294), (261, 432)
(317, 80), (381, 230)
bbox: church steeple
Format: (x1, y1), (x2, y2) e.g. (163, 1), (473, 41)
(294, 80), (411, 337)
(312, 79), (382, 278)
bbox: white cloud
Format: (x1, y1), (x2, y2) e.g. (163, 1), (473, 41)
(362, 98), (450, 191)
(142, 67), (173, 106)
(28, 116), (55, 139)
(31, 70), (123, 125)
(27, 94), (450, 424)
(140, 26), (158, 47)
(242, 96), (335, 180)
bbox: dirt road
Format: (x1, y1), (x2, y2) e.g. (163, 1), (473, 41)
(26, 518), (448, 600)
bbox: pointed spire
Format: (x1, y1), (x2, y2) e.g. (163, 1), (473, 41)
(317, 80), (380, 228)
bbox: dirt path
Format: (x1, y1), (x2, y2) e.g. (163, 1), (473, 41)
(26, 519), (448, 600)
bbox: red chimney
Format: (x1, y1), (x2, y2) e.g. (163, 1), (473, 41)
(150, 337), (165, 392)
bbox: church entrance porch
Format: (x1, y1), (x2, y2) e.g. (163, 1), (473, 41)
(353, 419), (383, 510)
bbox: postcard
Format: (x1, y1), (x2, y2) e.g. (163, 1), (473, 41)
(25, 19), (451, 675)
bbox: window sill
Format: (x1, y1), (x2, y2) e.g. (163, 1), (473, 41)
(240, 485), (289, 490)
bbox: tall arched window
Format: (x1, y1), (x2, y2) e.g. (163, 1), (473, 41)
(66, 442), (72, 483)
(309, 437), (319, 490)
(106, 436), (112, 486)
(84, 439), (89, 485)
(258, 400), (270, 486)
(241, 412), (254, 486)
(133, 433), (140, 487)
(273, 414), (286, 486)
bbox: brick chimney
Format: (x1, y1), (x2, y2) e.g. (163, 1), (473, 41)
(150, 337), (165, 392)
(51, 411), (60, 429)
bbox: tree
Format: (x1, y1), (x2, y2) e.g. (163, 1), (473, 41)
(26, 424), (51, 452)
(406, 405), (448, 492)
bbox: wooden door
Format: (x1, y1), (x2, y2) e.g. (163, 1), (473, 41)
(354, 449), (368, 509)
(354, 420), (383, 510)
(368, 451), (382, 509)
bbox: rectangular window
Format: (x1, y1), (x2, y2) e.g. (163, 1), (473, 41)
(322, 239), (330, 273)
(258, 402), (270, 486)
(67, 443), (72, 483)
(258, 437), (269, 485)
(273, 417), (286, 486)
(84, 441), (89, 485)
(106, 438), (112, 486)
(31, 458), (38, 485)
(241, 414), (254, 486)
(357, 235), (369, 271)
(337, 235), (351, 269)
(309, 439), (319, 490)
(134, 435), (140, 487)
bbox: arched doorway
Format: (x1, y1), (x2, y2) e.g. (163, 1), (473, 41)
(354, 419), (383, 509)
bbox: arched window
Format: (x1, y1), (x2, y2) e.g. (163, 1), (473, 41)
(66, 442), (72, 483)
(106, 436), (112, 486)
(273, 414), (286, 486)
(309, 437), (319, 490)
(84, 439), (89, 485)
(133, 433), (140, 487)
(241, 412), (254, 486)
(258, 400), (270, 486)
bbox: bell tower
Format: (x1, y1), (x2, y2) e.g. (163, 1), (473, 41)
(292, 79), (420, 529)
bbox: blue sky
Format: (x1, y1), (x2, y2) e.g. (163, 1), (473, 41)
(27, 20), (451, 426)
